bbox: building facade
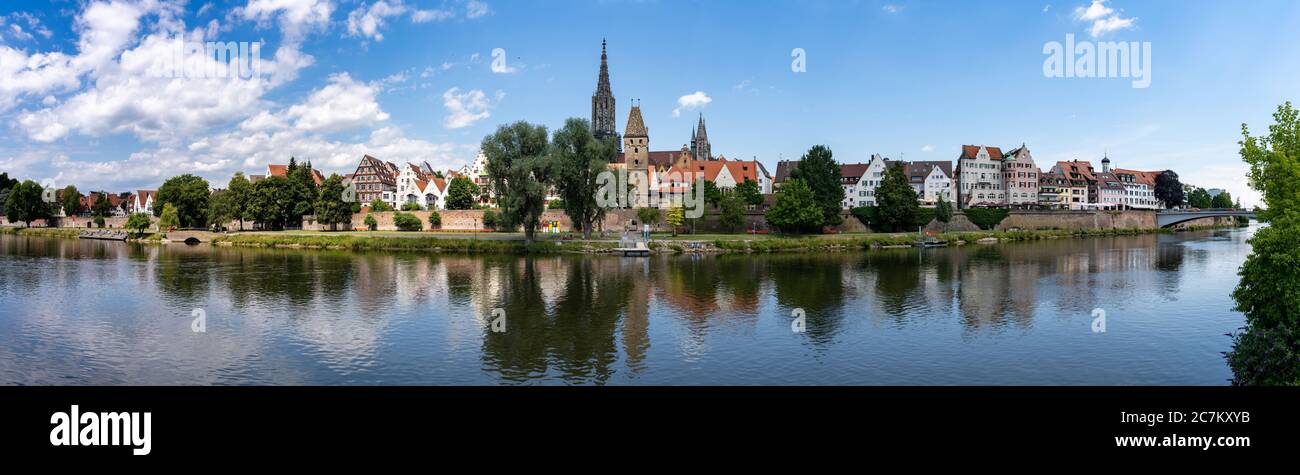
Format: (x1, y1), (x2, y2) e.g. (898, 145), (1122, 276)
(1002, 145), (1040, 208)
(351, 155), (399, 206)
(956, 145), (1005, 208)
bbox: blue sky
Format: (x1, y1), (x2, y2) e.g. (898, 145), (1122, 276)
(2, 0), (1298, 206)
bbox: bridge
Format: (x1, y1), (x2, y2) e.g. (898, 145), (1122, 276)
(1157, 209), (1257, 228)
(164, 230), (221, 244)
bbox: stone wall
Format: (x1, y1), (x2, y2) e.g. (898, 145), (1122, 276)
(994, 210), (1157, 231)
(1, 215), (150, 229)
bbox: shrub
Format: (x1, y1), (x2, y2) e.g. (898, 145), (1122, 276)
(428, 211), (442, 228)
(401, 202), (423, 211)
(393, 212), (423, 231)
(364, 214), (378, 231)
(481, 209), (498, 230)
(963, 208), (1010, 230)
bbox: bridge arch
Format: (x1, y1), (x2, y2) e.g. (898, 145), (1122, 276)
(1157, 210), (1257, 228)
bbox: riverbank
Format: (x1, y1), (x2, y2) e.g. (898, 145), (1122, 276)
(5, 224), (1243, 254)
(204, 226), (1197, 254)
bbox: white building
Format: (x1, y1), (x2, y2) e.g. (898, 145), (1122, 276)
(955, 145), (1006, 209)
(395, 162), (448, 210)
(904, 161), (954, 205)
(839, 154), (888, 208)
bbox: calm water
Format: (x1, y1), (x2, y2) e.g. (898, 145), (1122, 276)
(0, 226), (1255, 385)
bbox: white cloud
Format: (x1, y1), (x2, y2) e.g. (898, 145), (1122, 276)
(286, 73), (390, 133)
(411, 9), (453, 23)
(465, 1), (491, 19)
(882, 5), (900, 14)
(672, 91), (712, 117)
(346, 0), (408, 42)
(1073, 0), (1136, 37)
(441, 87), (501, 129)
(921, 145), (935, 152)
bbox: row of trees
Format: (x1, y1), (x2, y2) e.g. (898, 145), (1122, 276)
(765, 145), (932, 234)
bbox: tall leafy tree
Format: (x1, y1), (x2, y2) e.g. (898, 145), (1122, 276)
(207, 189), (234, 230)
(315, 174), (353, 231)
(1211, 191), (1235, 209)
(248, 176), (293, 230)
(91, 192), (112, 219)
(1228, 102), (1300, 385)
(126, 213), (152, 237)
(226, 172), (253, 231)
(59, 185), (82, 218)
(158, 203), (181, 229)
(734, 178), (763, 208)
(702, 180), (723, 207)
(788, 145), (844, 227)
(444, 175), (479, 210)
(935, 195), (953, 231)
(0, 172), (18, 191)
(719, 193), (745, 232)
(155, 174), (211, 228)
(765, 178), (823, 233)
(3, 180), (51, 227)
(875, 163), (920, 232)
(482, 121), (554, 244)
(1187, 187), (1213, 209)
(550, 118), (613, 239)
(1154, 170), (1186, 209)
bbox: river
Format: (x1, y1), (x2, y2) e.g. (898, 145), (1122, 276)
(0, 226), (1255, 385)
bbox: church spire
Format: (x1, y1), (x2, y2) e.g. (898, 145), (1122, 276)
(592, 38), (618, 146)
(693, 113), (711, 160)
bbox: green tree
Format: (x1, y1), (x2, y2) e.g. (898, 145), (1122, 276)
(401, 202), (424, 211)
(59, 185), (82, 218)
(1187, 187), (1213, 209)
(155, 174), (210, 228)
(1227, 101), (1300, 385)
(0, 188), (10, 217)
(368, 198), (394, 212)
(550, 118), (613, 239)
(481, 209), (499, 230)
(637, 207), (660, 231)
(935, 194), (954, 231)
(1154, 170), (1186, 209)
(364, 214), (378, 231)
(126, 212), (152, 237)
(734, 178), (763, 208)
(665, 205), (684, 236)
(94, 216), (106, 228)
(788, 145), (844, 227)
(428, 210), (442, 229)
(3, 180), (51, 227)
(719, 193), (745, 232)
(393, 212), (422, 231)
(0, 172), (17, 191)
(314, 174), (353, 231)
(875, 164), (920, 232)
(702, 180), (723, 207)
(482, 121), (554, 244)
(91, 192), (112, 219)
(248, 176), (293, 230)
(444, 175), (479, 210)
(226, 172), (253, 231)
(1211, 191), (1234, 209)
(158, 203), (180, 230)
(208, 189), (236, 230)
(765, 178), (823, 234)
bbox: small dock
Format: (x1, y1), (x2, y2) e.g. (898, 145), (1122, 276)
(78, 230), (129, 241)
(615, 242), (651, 256)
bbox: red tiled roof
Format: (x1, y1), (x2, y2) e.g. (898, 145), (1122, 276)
(960, 145), (1004, 161)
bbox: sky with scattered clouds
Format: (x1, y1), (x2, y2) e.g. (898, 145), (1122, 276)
(2, 0), (1299, 206)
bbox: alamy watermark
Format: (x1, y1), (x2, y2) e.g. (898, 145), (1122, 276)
(1043, 34), (1150, 89)
(148, 38), (262, 80)
(594, 169), (706, 218)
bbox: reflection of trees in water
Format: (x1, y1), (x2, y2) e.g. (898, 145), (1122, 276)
(767, 254), (846, 344)
(478, 257), (634, 384)
(856, 251), (922, 319)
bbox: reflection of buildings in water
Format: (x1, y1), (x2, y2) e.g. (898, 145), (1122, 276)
(618, 258), (650, 371)
(392, 255), (438, 307)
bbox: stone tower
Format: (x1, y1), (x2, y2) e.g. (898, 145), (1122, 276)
(592, 39), (619, 149)
(692, 114), (712, 161)
(623, 101), (649, 172)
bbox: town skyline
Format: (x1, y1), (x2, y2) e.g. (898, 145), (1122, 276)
(3, 1), (1297, 208)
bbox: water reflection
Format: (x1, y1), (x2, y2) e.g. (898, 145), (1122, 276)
(0, 227), (1254, 385)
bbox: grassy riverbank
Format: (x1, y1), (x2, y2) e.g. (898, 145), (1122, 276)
(212, 233), (618, 254)
(0, 227), (84, 238)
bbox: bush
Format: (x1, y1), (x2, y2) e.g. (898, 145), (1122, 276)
(401, 202), (423, 211)
(428, 211), (442, 228)
(94, 216), (106, 228)
(481, 209), (498, 230)
(393, 212), (422, 232)
(547, 199), (565, 210)
(852, 206), (936, 231)
(364, 214), (378, 231)
(963, 208), (1010, 230)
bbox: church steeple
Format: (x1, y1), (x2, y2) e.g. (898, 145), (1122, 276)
(592, 38), (618, 147)
(693, 113), (712, 161)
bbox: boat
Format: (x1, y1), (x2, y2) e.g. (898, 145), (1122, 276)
(914, 237), (948, 248)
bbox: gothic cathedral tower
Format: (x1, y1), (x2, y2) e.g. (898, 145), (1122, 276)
(592, 39), (619, 150)
(692, 114), (712, 161)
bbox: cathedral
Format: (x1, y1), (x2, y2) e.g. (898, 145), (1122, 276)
(592, 40), (714, 168)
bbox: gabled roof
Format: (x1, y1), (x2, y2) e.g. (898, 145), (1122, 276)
(1113, 168), (1159, 186)
(905, 161), (953, 182)
(960, 145), (1004, 161)
(839, 163), (870, 184)
(1055, 160), (1097, 184)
